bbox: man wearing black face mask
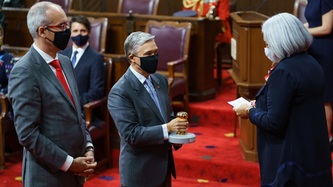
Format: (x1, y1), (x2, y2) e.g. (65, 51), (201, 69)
(108, 31), (189, 187)
(61, 15), (105, 128)
(8, 2), (97, 187)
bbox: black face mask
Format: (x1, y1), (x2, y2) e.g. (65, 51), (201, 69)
(71, 34), (89, 47)
(46, 28), (71, 50)
(135, 54), (159, 74)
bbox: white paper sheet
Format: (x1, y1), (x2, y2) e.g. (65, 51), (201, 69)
(227, 97), (250, 107)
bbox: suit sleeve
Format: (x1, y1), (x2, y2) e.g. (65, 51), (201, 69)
(108, 81), (166, 147)
(81, 53), (105, 106)
(249, 69), (294, 135)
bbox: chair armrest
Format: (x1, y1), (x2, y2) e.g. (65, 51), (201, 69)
(167, 58), (186, 86)
(83, 97), (107, 128)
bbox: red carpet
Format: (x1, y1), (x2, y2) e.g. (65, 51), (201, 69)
(0, 70), (261, 187)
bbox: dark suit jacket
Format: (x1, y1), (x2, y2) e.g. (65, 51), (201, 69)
(61, 46), (105, 109)
(249, 52), (333, 186)
(108, 68), (177, 187)
(8, 46), (92, 187)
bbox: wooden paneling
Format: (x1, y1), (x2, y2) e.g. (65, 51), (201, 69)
(3, 8), (32, 47)
(21, 0), (294, 17)
(2, 8), (221, 101)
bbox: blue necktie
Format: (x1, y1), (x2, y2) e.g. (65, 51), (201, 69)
(145, 79), (162, 115)
(71, 51), (78, 67)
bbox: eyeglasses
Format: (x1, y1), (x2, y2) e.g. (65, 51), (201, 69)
(45, 22), (69, 31)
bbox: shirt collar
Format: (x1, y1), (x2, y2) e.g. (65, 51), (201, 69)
(72, 42), (89, 54)
(129, 65), (151, 84)
(32, 43), (59, 64)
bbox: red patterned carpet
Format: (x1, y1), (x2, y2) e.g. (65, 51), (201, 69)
(0, 70), (261, 187)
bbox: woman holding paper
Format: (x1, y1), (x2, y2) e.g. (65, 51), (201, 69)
(233, 13), (332, 187)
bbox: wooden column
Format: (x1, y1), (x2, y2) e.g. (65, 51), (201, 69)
(229, 11), (270, 162)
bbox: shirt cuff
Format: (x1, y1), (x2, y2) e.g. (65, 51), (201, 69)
(162, 124), (168, 140)
(86, 142), (94, 149)
(61, 155), (73, 172)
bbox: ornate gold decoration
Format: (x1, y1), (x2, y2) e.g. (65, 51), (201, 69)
(176, 111), (188, 135)
(182, 0), (204, 17)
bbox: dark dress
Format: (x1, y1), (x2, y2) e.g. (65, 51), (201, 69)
(249, 53), (333, 187)
(305, 0), (333, 103)
(0, 50), (14, 95)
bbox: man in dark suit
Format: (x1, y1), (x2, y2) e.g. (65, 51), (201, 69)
(108, 31), (189, 187)
(8, 2), (97, 187)
(61, 15), (105, 123)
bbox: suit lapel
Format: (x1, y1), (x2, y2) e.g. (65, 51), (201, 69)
(75, 46), (91, 71)
(150, 75), (168, 123)
(126, 69), (165, 123)
(58, 55), (79, 109)
(34, 49), (77, 110)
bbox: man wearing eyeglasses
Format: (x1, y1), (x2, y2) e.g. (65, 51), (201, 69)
(8, 2), (97, 187)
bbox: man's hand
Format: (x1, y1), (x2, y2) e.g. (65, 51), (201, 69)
(69, 156), (97, 176)
(167, 117), (188, 133)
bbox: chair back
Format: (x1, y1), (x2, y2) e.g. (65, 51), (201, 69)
(104, 57), (113, 98)
(117, 0), (159, 15)
(145, 20), (192, 112)
(36, 0), (73, 13)
(293, 0), (307, 23)
(88, 17), (108, 53)
(145, 20), (191, 76)
(66, 17), (108, 53)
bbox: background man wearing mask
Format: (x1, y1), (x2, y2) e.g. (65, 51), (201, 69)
(61, 15), (105, 128)
(8, 2), (97, 186)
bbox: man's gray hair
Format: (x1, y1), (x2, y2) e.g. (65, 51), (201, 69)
(27, 1), (61, 39)
(124, 31), (155, 58)
(262, 12), (312, 60)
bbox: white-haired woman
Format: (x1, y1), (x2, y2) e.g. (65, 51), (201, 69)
(234, 13), (332, 187)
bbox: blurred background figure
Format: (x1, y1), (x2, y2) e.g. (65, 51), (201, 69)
(61, 15), (105, 128)
(0, 24), (14, 96)
(303, 0), (333, 150)
(181, 0), (232, 43)
(0, 0), (25, 28)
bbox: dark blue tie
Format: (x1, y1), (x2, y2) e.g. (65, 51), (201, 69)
(71, 51), (78, 67)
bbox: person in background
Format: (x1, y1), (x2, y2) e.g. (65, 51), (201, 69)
(182, 0), (232, 43)
(303, 0), (333, 150)
(0, 24), (14, 95)
(233, 13), (332, 186)
(0, 0), (25, 29)
(0, 24), (16, 153)
(8, 2), (97, 186)
(108, 31), (189, 187)
(0, 0), (24, 7)
(60, 15), (105, 127)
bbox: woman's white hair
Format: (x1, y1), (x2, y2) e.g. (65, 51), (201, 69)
(262, 12), (312, 60)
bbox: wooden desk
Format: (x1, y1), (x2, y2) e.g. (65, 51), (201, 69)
(3, 8), (221, 101)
